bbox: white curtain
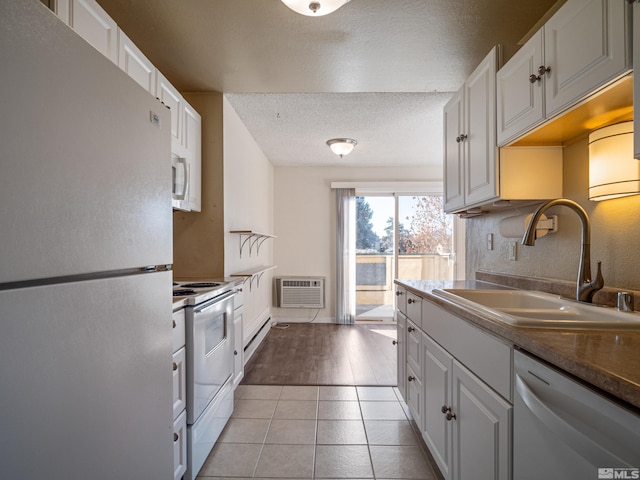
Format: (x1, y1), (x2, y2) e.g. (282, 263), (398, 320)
(335, 188), (356, 324)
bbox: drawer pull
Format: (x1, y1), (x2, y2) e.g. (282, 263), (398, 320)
(408, 326), (415, 333)
(392, 340), (397, 345)
(408, 298), (416, 304)
(396, 290), (404, 296)
(234, 350), (238, 355)
(174, 432), (179, 442)
(408, 375), (416, 382)
(172, 362), (178, 371)
(172, 320), (176, 328)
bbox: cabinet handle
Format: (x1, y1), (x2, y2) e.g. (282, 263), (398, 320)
(174, 432), (179, 442)
(441, 405), (456, 421)
(396, 290), (404, 296)
(234, 350), (238, 355)
(408, 375), (415, 382)
(408, 326), (415, 332)
(392, 340), (397, 345)
(172, 320), (176, 328)
(456, 133), (468, 143)
(408, 298), (415, 304)
(172, 362), (178, 371)
(529, 65), (551, 83)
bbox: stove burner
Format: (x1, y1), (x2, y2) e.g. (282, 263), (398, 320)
(180, 282), (221, 288)
(173, 288), (196, 297)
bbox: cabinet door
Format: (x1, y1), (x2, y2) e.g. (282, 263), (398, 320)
(183, 102), (202, 212)
(544, 0), (631, 118)
(172, 346), (186, 420)
(452, 361), (512, 480)
(172, 410), (187, 480)
(443, 87), (465, 213)
(63, 0), (118, 64)
(464, 46), (499, 207)
(157, 72), (184, 147)
(406, 320), (421, 375)
(396, 311), (407, 401)
(233, 309), (244, 387)
(496, 29), (545, 146)
(406, 363), (423, 428)
(422, 334), (453, 480)
(634, 1), (639, 159)
(118, 30), (157, 96)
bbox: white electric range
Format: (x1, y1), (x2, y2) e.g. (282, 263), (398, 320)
(172, 279), (238, 480)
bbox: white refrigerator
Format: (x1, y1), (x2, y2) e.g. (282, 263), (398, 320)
(1, 1), (174, 478)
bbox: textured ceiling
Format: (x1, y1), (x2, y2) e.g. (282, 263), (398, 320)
(96, 0), (561, 167)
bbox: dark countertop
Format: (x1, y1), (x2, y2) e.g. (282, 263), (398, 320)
(395, 279), (640, 412)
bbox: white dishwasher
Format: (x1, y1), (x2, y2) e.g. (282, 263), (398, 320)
(514, 350), (640, 480)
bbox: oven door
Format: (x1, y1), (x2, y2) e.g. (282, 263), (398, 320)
(186, 291), (235, 424)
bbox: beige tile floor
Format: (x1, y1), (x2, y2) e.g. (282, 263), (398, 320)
(196, 385), (439, 480)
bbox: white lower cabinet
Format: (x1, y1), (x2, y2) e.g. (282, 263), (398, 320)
(451, 360), (512, 480)
(172, 409), (187, 480)
(233, 287), (245, 387)
(398, 292), (513, 480)
(172, 308), (187, 480)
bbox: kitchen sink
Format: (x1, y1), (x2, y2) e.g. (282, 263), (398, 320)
(432, 289), (640, 329)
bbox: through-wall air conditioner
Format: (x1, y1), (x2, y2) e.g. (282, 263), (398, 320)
(276, 277), (325, 308)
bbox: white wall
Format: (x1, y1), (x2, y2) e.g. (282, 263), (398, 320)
(273, 165), (441, 322)
(223, 97), (275, 341)
(465, 136), (640, 291)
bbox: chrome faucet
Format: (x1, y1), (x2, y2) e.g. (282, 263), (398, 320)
(521, 198), (604, 303)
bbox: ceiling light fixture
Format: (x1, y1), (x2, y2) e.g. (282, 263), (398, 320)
(588, 121), (639, 201)
(327, 138), (357, 158)
(280, 0), (350, 16)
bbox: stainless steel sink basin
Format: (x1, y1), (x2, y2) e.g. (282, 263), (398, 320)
(432, 289), (640, 329)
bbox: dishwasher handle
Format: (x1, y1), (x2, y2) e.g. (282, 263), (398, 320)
(515, 373), (627, 466)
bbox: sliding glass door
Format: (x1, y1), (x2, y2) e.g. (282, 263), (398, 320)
(355, 193), (461, 322)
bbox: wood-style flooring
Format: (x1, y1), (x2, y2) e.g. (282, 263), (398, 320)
(242, 323), (398, 386)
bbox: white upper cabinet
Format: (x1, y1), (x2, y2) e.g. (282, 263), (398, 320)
(497, 0), (632, 146)
(496, 29), (545, 146)
(544, 0), (630, 117)
(157, 72), (184, 147)
(443, 89), (465, 212)
(54, 0), (118, 64)
(444, 46), (500, 213)
(118, 30), (157, 96)
(182, 103), (202, 212)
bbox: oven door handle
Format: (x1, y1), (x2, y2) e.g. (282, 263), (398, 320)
(194, 290), (237, 313)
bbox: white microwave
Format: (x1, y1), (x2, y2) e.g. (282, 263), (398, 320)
(171, 153), (189, 211)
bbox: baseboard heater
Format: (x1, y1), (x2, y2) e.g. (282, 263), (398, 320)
(243, 315), (271, 363)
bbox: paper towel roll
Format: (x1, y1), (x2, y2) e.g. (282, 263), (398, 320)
(498, 213), (549, 239)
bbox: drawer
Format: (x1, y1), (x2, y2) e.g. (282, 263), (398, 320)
(396, 287), (407, 316)
(407, 292), (422, 327)
(422, 300), (512, 401)
(173, 409), (187, 480)
(233, 286), (244, 310)
(172, 308), (185, 353)
(172, 347), (186, 420)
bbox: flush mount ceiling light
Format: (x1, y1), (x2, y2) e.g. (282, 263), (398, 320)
(588, 121), (639, 201)
(327, 138), (357, 158)
(280, 0), (350, 16)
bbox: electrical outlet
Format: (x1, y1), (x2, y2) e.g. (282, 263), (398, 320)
(508, 241), (517, 261)
(487, 233), (493, 251)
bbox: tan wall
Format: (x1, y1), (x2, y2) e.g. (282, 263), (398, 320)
(272, 165), (442, 322)
(172, 93), (225, 278)
(465, 136), (640, 291)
